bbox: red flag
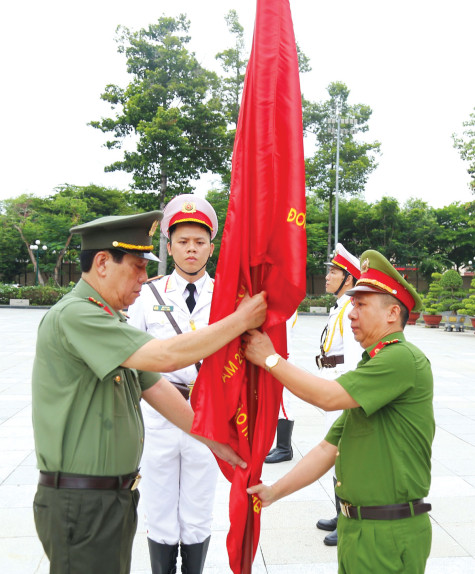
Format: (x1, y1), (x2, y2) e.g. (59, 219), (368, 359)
(190, 0), (306, 571)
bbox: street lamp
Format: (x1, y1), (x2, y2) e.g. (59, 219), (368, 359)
(327, 111), (356, 250)
(29, 239), (47, 285)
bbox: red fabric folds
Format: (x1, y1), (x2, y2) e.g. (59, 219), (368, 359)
(190, 0), (306, 571)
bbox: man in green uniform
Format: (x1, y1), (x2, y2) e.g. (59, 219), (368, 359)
(32, 210), (267, 574)
(244, 250), (434, 573)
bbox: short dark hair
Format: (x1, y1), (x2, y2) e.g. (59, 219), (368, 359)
(168, 222), (212, 243)
(80, 249), (125, 273)
(380, 293), (409, 328)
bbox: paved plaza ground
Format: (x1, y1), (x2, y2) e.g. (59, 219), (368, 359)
(0, 308), (474, 573)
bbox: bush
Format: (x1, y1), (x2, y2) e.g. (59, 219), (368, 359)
(0, 284), (21, 304)
(0, 283), (72, 306)
(422, 270), (466, 314)
(458, 276), (475, 317)
(298, 294), (336, 312)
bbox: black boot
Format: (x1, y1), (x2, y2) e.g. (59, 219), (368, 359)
(265, 419), (294, 463)
(148, 538), (179, 574)
(180, 535), (211, 574)
(316, 477), (341, 547)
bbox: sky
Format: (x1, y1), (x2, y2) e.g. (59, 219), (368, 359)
(1, 0), (474, 208)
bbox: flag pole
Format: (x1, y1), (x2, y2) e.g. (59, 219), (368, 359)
(241, 264), (263, 573)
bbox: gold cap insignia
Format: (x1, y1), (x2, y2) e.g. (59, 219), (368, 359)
(182, 201), (197, 214)
(149, 220), (159, 237)
(361, 258), (370, 273)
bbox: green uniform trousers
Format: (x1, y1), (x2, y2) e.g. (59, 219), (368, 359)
(33, 485), (140, 574)
(338, 512), (432, 573)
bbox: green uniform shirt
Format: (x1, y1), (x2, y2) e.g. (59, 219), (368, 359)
(32, 279), (161, 476)
(326, 331), (434, 507)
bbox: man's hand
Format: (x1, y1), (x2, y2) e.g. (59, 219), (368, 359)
(242, 329), (276, 369)
(236, 291), (267, 331)
(246, 482), (276, 508)
(198, 437), (247, 470)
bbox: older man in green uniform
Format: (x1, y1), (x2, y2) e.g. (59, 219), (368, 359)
(32, 211), (267, 574)
(244, 250), (434, 573)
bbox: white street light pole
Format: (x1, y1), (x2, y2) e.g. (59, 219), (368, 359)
(327, 111), (356, 251)
(29, 239), (47, 285)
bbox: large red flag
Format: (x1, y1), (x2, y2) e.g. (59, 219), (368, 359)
(190, 0), (306, 571)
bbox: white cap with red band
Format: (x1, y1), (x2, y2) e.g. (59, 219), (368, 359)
(160, 194), (218, 240)
(326, 243), (361, 280)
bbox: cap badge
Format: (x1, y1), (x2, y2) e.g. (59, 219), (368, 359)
(149, 220), (159, 237)
(361, 258), (370, 273)
(182, 201), (197, 214)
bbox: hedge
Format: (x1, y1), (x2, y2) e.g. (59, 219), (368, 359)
(0, 284), (72, 306)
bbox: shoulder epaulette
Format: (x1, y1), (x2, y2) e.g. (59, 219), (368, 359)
(146, 275), (164, 284)
(87, 296), (113, 316)
(369, 338), (401, 358)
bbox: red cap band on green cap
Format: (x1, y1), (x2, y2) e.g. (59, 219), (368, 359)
(357, 268), (415, 311)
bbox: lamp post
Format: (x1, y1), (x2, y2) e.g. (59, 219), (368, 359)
(29, 239), (47, 285)
(327, 111), (356, 250)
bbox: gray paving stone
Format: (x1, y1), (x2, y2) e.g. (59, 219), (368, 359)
(1, 308), (474, 573)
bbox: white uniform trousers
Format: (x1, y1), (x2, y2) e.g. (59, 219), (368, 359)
(140, 425), (218, 545)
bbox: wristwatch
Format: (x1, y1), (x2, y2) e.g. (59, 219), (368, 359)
(265, 353), (281, 372)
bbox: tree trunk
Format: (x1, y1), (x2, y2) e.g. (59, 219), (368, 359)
(15, 224), (46, 285)
(53, 234), (73, 286)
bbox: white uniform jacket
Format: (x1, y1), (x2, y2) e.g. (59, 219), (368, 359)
(320, 294), (362, 432)
(128, 271), (214, 429)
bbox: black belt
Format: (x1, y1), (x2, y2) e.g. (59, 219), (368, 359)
(315, 354), (344, 369)
(340, 499), (431, 520)
(170, 381), (191, 401)
(38, 471), (141, 491)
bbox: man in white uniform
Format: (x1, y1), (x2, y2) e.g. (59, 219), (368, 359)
(315, 243), (361, 546)
(128, 195), (219, 574)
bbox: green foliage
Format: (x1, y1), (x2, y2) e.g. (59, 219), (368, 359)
(303, 81), (381, 259)
(90, 15), (230, 201)
(458, 276), (475, 316)
(452, 107), (475, 193)
(298, 294), (336, 312)
(0, 284), (72, 305)
(422, 270), (466, 314)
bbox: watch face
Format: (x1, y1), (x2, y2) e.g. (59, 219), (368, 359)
(265, 354), (279, 370)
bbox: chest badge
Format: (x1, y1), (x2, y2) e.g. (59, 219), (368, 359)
(153, 305), (174, 312)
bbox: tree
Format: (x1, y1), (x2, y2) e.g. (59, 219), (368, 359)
(433, 201), (475, 271)
(452, 107), (475, 193)
(215, 10), (248, 130)
(1, 186), (134, 285)
(303, 82), (381, 260)
(90, 16), (231, 273)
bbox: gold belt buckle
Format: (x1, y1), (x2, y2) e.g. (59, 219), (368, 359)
(340, 501), (352, 518)
(130, 473), (141, 491)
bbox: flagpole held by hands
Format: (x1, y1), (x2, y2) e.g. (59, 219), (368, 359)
(241, 265), (263, 574)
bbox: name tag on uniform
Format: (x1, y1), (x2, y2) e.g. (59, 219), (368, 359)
(153, 305), (174, 312)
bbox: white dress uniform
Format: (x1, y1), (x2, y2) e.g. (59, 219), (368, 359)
(319, 293), (362, 433)
(128, 270), (218, 545)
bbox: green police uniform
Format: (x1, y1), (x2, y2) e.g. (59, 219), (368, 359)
(326, 337), (434, 570)
(32, 210), (164, 574)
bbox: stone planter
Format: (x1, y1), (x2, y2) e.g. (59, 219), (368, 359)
(9, 299), (29, 307)
(422, 314), (442, 328)
(407, 311), (421, 325)
(443, 312), (466, 332)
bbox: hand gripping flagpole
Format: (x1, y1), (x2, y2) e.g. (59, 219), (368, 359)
(241, 264), (264, 574)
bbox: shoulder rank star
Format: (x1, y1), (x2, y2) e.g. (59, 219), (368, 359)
(369, 338), (400, 358)
(88, 296), (113, 316)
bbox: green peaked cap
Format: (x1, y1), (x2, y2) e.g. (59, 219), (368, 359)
(347, 250), (422, 312)
(70, 211), (163, 262)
